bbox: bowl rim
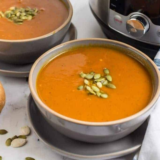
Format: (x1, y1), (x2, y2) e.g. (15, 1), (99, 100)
(0, 0), (73, 43)
(29, 38), (160, 126)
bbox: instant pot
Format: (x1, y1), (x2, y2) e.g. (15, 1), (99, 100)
(89, 0), (160, 59)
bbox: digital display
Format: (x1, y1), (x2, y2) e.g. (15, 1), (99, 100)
(110, 0), (160, 25)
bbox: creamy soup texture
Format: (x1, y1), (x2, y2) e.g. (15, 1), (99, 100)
(37, 46), (153, 122)
(0, 0), (68, 40)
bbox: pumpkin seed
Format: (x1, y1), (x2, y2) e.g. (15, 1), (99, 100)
(103, 68), (110, 75)
(0, 156), (2, 160)
(11, 135), (18, 141)
(21, 16), (28, 20)
(106, 75), (112, 82)
(27, 15), (32, 20)
(18, 135), (27, 139)
(91, 86), (100, 92)
(21, 12), (26, 16)
(16, 22), (23, 25)
(94, 78), (105, 82)
(85, 86), (91, 91)
(10, 7), (16, 10)
(94, 74), (101, 80)
(77, 85), (84, 90)
(106, 83), (116, 89)
(0, 129), (8, 135)
(97, 82), (102, 88)
(4, 12), (11, 18)
(84, 79), (89, 85)
(102, 80), (108, 85)
(11, 138), (27, 148)
(85, 74), (93, 80)
(16, 12), (21, 17)
(25, 157), (35, 160)
(80, 72), (86, 78)
(90, 71), (95, 76)
(101, 94), (108, 99)
(5, 138), (12, 146)
(0, 12), (4, 17)
(86, 86), (96, 95)
(96, 92), (101, 97)
(20, 126), (31, 136)
(34, 8), (38, 13)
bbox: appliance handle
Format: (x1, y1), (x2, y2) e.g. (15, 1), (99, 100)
(154, 50), (160, 70)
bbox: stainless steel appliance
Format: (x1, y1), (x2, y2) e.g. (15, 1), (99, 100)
(89, 0), (160, 59)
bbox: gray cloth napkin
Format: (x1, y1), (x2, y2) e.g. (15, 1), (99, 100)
(139, 98), (160, 160)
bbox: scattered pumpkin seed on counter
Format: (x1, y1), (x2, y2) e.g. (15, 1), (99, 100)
(0, 129), (8, 135)
(25, 157), (35, 160)
(5, 138), (12, 146)
(0, 6), (39, 24)
(20, 126), (31, 136)
(11, 138), (27, 148)
(5, 126), (31, 148)
(77, 68), (116, 98)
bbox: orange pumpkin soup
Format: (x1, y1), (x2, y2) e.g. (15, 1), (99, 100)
(37, 46), (153, 122)
(0, 0), (68, 40)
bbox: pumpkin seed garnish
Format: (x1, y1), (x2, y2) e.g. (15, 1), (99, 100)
(96, 92), (101, 97)
(0, 7), (40, 24)
(101, 94), (108, 99)
(91, 86), (100, 92)
(5, 138), (12, 146)
(77, 85), (84, 90)
(0, 12), (4, 18)
(0, 156), (2, 160)
(102, 80), (108, 86)
(78, 68), (116, 98)
(97, 82), (102, 88)
(106, 83), (116, 89)
(86, 86), (96, 95)
(25, 157), (35, 160)
(94, 74), (101, 80)
(85, 74), (94, 80)
(106, 75), (112, 82)
(84, 79), (89, 85)
(94, 78), (105, 82)
(80, 72), (86, 78)
(90, 71), (95, 75)
(104, 68), (110, 75)
(0, 129), (8, 135)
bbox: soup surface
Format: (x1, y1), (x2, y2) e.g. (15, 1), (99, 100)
(37, 46), (153, 122)
(0, 0), (68, 40)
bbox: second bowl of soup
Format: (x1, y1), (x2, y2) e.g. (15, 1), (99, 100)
(0, 0), (72, 64)
(29, 39), (160, 143)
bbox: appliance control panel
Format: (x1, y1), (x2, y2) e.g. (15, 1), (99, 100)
(108, 3), (160, 45)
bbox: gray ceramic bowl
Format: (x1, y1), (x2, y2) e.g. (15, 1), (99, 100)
(0, 0), (73, 64)
(29, 39), (160, 143)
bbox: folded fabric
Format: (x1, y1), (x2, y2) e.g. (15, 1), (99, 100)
(139, 98), (160, 160)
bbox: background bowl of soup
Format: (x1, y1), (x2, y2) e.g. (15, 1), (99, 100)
(29, 39), (160, 143)
(0, 0), (72, 64)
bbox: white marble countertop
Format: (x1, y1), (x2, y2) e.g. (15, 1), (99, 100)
(0, 0), (106, 160)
